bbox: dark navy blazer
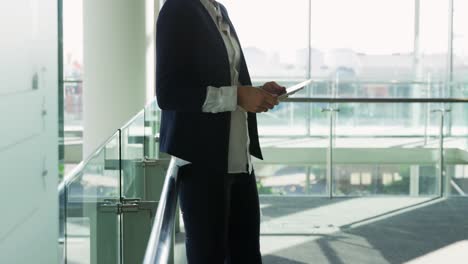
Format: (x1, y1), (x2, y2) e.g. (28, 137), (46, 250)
(156, 0), (263, 172)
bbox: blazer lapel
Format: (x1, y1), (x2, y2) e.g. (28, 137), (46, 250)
(195, 0), (230, 66)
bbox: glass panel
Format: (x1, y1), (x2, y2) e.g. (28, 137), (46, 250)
(446, 102), (468, 196)
(333, 102), (440, 196)
(63, 0), (84, 154)
(121, 111), (145, 199)
(419, 0), (449, 83)
(64, 81), (83, 126)
(309, 0), (414, 81)
(257, 100), (309, 136)
(218, 0), (309, 79)
(255, 164), (327, 196)
(144, 99), (161, 159)
(64, 131), (121, 264)
(453, 0), (468, 82)
(63, 0), (83, 81)
(306, 79), (450, 100)
(257, 100), (329, 195)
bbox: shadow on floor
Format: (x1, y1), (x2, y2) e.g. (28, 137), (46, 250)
(262, 198), (468, 264)
(262, 254), (309, 264)
(260, 196), (355, 220)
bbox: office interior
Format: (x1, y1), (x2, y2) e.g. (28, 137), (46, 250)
(1, 0), (468, 263)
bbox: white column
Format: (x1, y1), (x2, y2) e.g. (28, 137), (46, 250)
(83, 0), (155, 158)
(410, 165), (420, 196)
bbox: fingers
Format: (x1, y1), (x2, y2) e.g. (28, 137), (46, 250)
(261, 84), (276, 95)
(238, 86), (281, 113)
(254, 91), (277, 113)
(269, 82), (282, 90)
(261, 101), (274, 110)
(263, 81), (286, 95)
(262, 91), (279, 106)
(278, 85), (287, 95)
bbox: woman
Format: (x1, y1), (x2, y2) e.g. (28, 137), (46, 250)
(156, 0), (285, 262)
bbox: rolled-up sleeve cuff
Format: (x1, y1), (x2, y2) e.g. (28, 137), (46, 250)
(202, 85), (237, 113)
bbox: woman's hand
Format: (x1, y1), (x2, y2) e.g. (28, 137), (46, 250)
(261, 81), (286, 96)
(237, 86), (279, 113)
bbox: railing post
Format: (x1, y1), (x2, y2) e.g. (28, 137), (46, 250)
(439, 110), (445, 197)
(410, 166), (420, 197)
(322, 106), (339, 199)
(432, 108), (451, 197)
(423, 76), (431, 146)
(305, 166), (311, 195)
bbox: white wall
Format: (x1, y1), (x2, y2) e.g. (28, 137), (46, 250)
(0, 0), (59, 263)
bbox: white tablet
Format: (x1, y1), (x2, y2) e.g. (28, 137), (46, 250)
(278, 79), (312, 100)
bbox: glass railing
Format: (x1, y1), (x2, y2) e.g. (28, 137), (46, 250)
(61, 131), (121, 264)
(253, 80), (468, 197)
(254, 80), (468, 136)
(121, 110), (145, 199)
(59, 80), (467, 263)
(59, 99), (167, 264)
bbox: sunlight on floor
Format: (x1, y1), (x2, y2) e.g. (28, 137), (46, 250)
(260, 197), (432, 235)
(404, 240), (468, 264)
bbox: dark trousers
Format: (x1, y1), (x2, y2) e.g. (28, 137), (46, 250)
(178, 164), (262, 264)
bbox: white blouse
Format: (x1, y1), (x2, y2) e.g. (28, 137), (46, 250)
(172, 0), (252, 174)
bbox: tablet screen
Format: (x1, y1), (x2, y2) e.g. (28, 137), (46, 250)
(278, 79), (312, 100)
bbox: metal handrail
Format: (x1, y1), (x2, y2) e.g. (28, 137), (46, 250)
(143, 159), (180, 264)
(282, 97), (468, 103)
(63, 80), (83, 83)
(120, 98), (160, 130)
(120, 109), (145, 131)
(252, 78), (468, 85)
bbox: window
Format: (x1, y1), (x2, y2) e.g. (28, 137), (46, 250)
(419, 0), (450, 84)
(453, 0), (468, 82)
(382, 172), (403, 185)
(310, 0), (414, 81)
(63, 0), (84, 129)
(454, 165), (468, 179)
(219, 0), (309, 80)
(350, 172), (372, 186)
